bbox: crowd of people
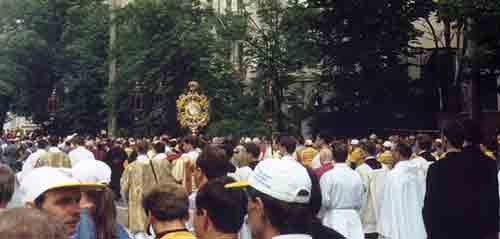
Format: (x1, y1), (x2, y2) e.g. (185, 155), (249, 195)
(0, 118), (499, 239)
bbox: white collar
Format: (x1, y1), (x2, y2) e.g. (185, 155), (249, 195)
(273, 234), (313, 239)
(48, 147), (61, 153)
(282, 154), (295, 160)
(335, 163), (349, 167)
(36, 149), (47, 154)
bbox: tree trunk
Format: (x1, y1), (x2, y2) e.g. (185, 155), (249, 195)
(465, 17), (481, 122)
(107, 0), (118, 137)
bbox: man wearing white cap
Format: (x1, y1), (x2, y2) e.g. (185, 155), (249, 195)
(226, 158), (315, 239)
(320, 143), (364, 239)
(19, 167), (104, 238)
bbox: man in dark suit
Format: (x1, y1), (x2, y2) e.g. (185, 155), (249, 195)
(423, 119), (499, 239)
(416, 134), (437, 162)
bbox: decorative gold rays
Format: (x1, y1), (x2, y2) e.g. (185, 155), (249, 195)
(176, 81), (209, 135)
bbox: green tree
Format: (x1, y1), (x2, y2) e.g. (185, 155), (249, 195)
(0, 0), (110, 134)
(435, 0), (500, 120)
(306, 0), (434, 129)
(114, 0), (263, 136)
(241, 0), (321, 133)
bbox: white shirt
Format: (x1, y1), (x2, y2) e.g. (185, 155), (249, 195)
(321, 163), (363, 210)
(378, 160), (426, 239)
(281, 154), (297, 162)
(68, 146), (95, 166)
(273, 235), (313, 239)
(20, 149), (47, 180)
(411, 156), (431, 178)
(320, 163), (364, 239)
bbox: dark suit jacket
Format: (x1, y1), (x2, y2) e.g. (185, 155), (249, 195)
(423, 147), (499, 239)
(418, 151), (436, 162)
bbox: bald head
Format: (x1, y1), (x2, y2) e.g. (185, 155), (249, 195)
(320, 148), (333, 165)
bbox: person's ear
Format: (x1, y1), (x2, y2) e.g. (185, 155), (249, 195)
(25, 202), (35, 209)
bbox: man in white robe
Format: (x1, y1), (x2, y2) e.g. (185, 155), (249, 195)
(320, 143), (364, 239)
(378, 143), (426, 239)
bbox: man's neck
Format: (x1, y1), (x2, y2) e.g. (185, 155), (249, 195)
(446, 145), (460, 152)
(154, 219), (186, 236)
(262, 225), (280, 239)
(202, 231), (237, 239)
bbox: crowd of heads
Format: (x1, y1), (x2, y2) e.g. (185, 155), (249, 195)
(0, 117), (499, 239)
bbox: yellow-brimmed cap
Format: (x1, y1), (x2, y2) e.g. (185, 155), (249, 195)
(225, 181), (249, 189)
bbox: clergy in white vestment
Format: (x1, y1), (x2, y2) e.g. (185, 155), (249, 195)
(68, 136), (95, 166)
(378, 143), (426, 239)
(319, 143), (364, 239)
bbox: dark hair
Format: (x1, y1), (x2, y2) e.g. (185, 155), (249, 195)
(196, 145), (235, 180)
(182, 136), (198, 148)
(48, 136), (59, 147)
(461, 119), (481, 146)
(135, 140), (148, 154)
(318, 133), (332, 144)
(153, 142), (165, 154)
(36, 139), (48, 149)
(278, 135), (297, 154)
(247, 187), (313, 235)
(442, 120), (465, 149)
(34, 194), (46, 209)
(332, 143), (347, 163)
(395, 143), (412, 158)
(142, 183), (189, 221)
(360, 142), (376, 156)
(416, 134), (432, 151)
(72, 136), (85, 146)
(244, 143), (260, 159)
(196, 177), (247, 233)
(0, 165), (15, 204)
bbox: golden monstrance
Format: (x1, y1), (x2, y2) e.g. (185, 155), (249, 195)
(176, 81), (209, 135)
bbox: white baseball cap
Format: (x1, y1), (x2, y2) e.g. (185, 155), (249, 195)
(383, 141), (393, 148)
(305, 139), (314, 146)
(20, 167), (104, 204)
(72, 160), (112, 184)
(369, 134), (377, 139)
(351, 139), (360, 146)
(226, 159), (311, 204)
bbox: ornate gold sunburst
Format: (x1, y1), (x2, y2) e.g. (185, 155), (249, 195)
(176, 81), (209, 135)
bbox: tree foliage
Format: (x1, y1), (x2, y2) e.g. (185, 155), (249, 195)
(114, 0), (263, 136)
(0, 0), (110, 134)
